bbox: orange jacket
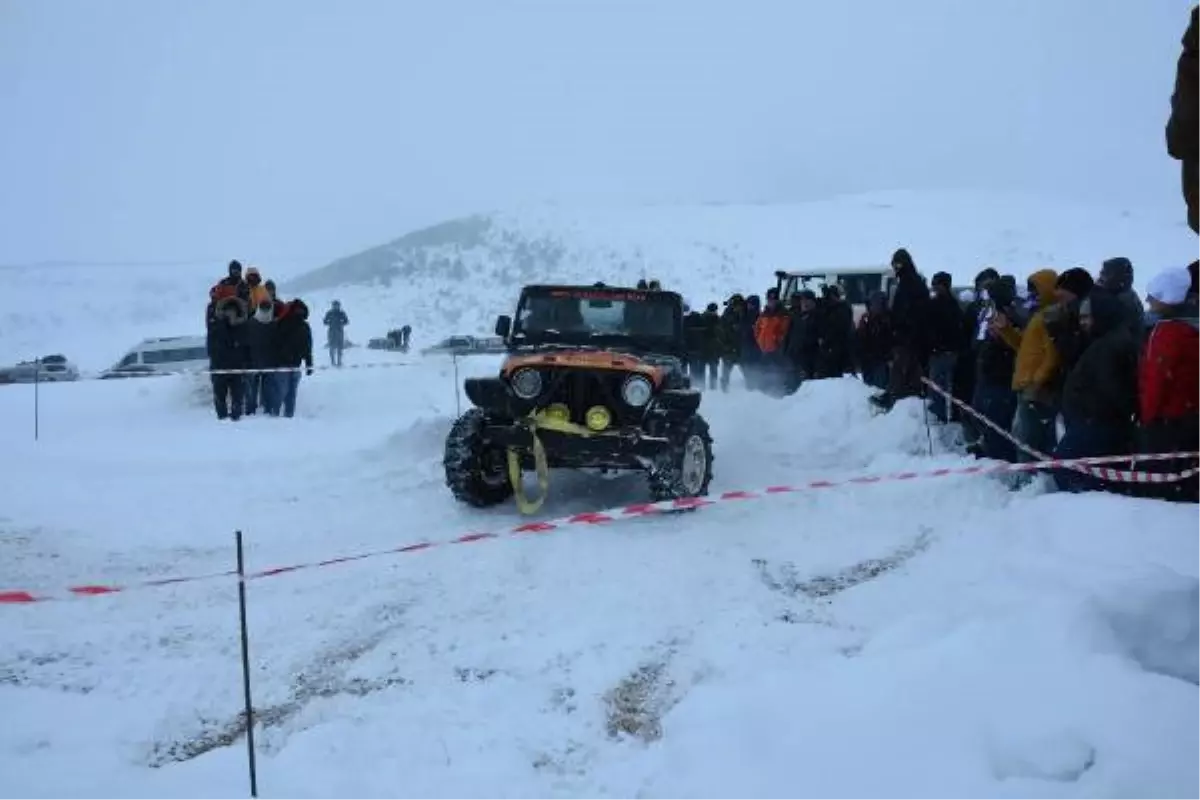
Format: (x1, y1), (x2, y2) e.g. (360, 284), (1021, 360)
(249, 284), (270, 308)
(754, 310), (790, 353)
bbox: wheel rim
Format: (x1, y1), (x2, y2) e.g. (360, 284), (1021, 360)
(679, 434), (708, 495)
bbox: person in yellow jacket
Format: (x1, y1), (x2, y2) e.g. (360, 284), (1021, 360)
(992, 268), (1060, 461)
(245, 266), (271, 308)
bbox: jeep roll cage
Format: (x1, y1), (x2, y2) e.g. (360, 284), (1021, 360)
(494, 284), (687, 357)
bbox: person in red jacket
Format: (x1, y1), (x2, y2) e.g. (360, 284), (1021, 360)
(1138, 267), (1199, 501)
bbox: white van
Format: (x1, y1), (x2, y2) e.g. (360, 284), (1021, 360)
(105, 336), (210, 376)
(774, 266), (896, 322)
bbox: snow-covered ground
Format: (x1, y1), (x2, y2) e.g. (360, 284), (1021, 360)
(1, 345), (1196, 798)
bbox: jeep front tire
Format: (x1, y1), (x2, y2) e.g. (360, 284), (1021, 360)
(647, 414), (714, 501)
(443, 408), (514, 507)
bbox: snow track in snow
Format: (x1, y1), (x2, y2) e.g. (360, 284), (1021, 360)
(0, 350), (1196, 797)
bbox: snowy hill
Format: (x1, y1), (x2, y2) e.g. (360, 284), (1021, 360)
(284, 189), (1194, 349)
(0, 190), (1191, 371)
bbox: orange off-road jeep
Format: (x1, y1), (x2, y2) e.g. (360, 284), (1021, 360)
(443, 283), (714, 513)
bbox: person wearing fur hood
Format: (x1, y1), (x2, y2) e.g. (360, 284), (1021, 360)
(207, 295), (249, 420)
(272, 298), (314, 418)
(244, 299), (280, 415)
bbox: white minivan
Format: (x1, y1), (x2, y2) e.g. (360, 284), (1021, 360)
(103, 336), (209, 377)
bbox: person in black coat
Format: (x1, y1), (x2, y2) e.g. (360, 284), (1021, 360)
(739, 294), (762, 390)
(1166, 6), (1198, 234)
(816, 285), (854, 379)
(871, 247), (929, 411)
(1052, 289), (1139, 493)
(272, 299), (314, 419)
(855, 290), (893, 390)
(1043, 267), (1095, 378)
(243, 300), (279, 415)
(925, 272), (965, 422)
(972, 278), (1021, 461)
(207, 296), (249, 420)
(956, 268), (1000, 434)
(783, 290), (820, 389)
(685, 304), (721, 390)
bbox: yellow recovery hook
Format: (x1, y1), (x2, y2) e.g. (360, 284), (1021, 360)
(505, 408), (612, 514)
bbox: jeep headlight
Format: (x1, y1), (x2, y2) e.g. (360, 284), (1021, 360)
(621, 375), (653, 407)
(511, 368), (543, 399)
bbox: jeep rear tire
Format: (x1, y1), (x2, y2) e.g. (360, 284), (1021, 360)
(648, 414), (714, 501)
(444, 408), (514, 507)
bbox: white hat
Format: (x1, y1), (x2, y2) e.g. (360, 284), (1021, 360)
(1145, 267), (1192, 305)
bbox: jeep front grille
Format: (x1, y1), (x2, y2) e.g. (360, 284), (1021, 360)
(541, 369), (643, 426)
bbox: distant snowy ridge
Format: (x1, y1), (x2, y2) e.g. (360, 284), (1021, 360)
(284, 189), (1193, 347)
(0, 189), (1191, 370)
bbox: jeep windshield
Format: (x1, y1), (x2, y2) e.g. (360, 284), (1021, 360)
(512, 287), (681, 349)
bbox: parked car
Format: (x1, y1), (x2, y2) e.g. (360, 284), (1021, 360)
(106, 336), (209, 376)
(99, 364), (167, 380)
(0, 354), (81, 384)
(421, 335), (509, 357)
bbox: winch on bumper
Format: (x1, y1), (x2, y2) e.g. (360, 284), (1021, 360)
(483, 412), (670, 470)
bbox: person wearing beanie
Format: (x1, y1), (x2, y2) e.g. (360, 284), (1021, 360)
(739, 294), (763, 390)
(955, 267), (1002, 436)
(243, 299), (279, 415)
(1097, 257), (1145, 339)
(692, 301), (722, 390)
(1166, 6), (1198, 234)
(994, 269), (1061, 464)
(206, 259), (250, 324)
(969, 275), (1020, 461)
(753, 287), (792, 395)
(1052, 289), (1140, 493)
(1137, 266), (1199, 501)
(924, 271), (964, 422)
(815, 284), (854, 379)
(870, 247), (930, 411)
(271, 298), (314, 418)
(1043, 267), (1096, 375)
(244, 266), (270, 309)
(1054, 268), (1094, 304)
(323, 299), (350, 368)
(717, 294), (747, 392)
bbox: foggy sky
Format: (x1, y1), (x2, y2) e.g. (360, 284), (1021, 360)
(1, 0), (1193, 268)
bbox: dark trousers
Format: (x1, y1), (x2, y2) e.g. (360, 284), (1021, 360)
(719, 358), (736, 391)
(887, 344), (924, 400)
(971, 381), (1017, 462)
(275, 370), (302, 418)
(1136, 417), (1199, 502)
(740, 348), (761, 390)
(212, 374), (244, 420)
(861, 361), (888, 391)
(689, 359), (718, 390)
(1053, 417), (1130, 493)
(1013, 398), (1057, 463)
(244, 372), (277, 415)
(926, 351), (957, 422)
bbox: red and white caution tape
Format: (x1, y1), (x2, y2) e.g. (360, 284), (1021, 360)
(3, 450), (1195, 606)
(921, 377), (1199, 484)
(139, 360), (421, 378)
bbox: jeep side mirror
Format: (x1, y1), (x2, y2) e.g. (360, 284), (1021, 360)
(495, 315), (512, 338)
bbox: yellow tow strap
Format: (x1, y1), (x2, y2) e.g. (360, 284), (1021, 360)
(506, 412), (607, 514)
